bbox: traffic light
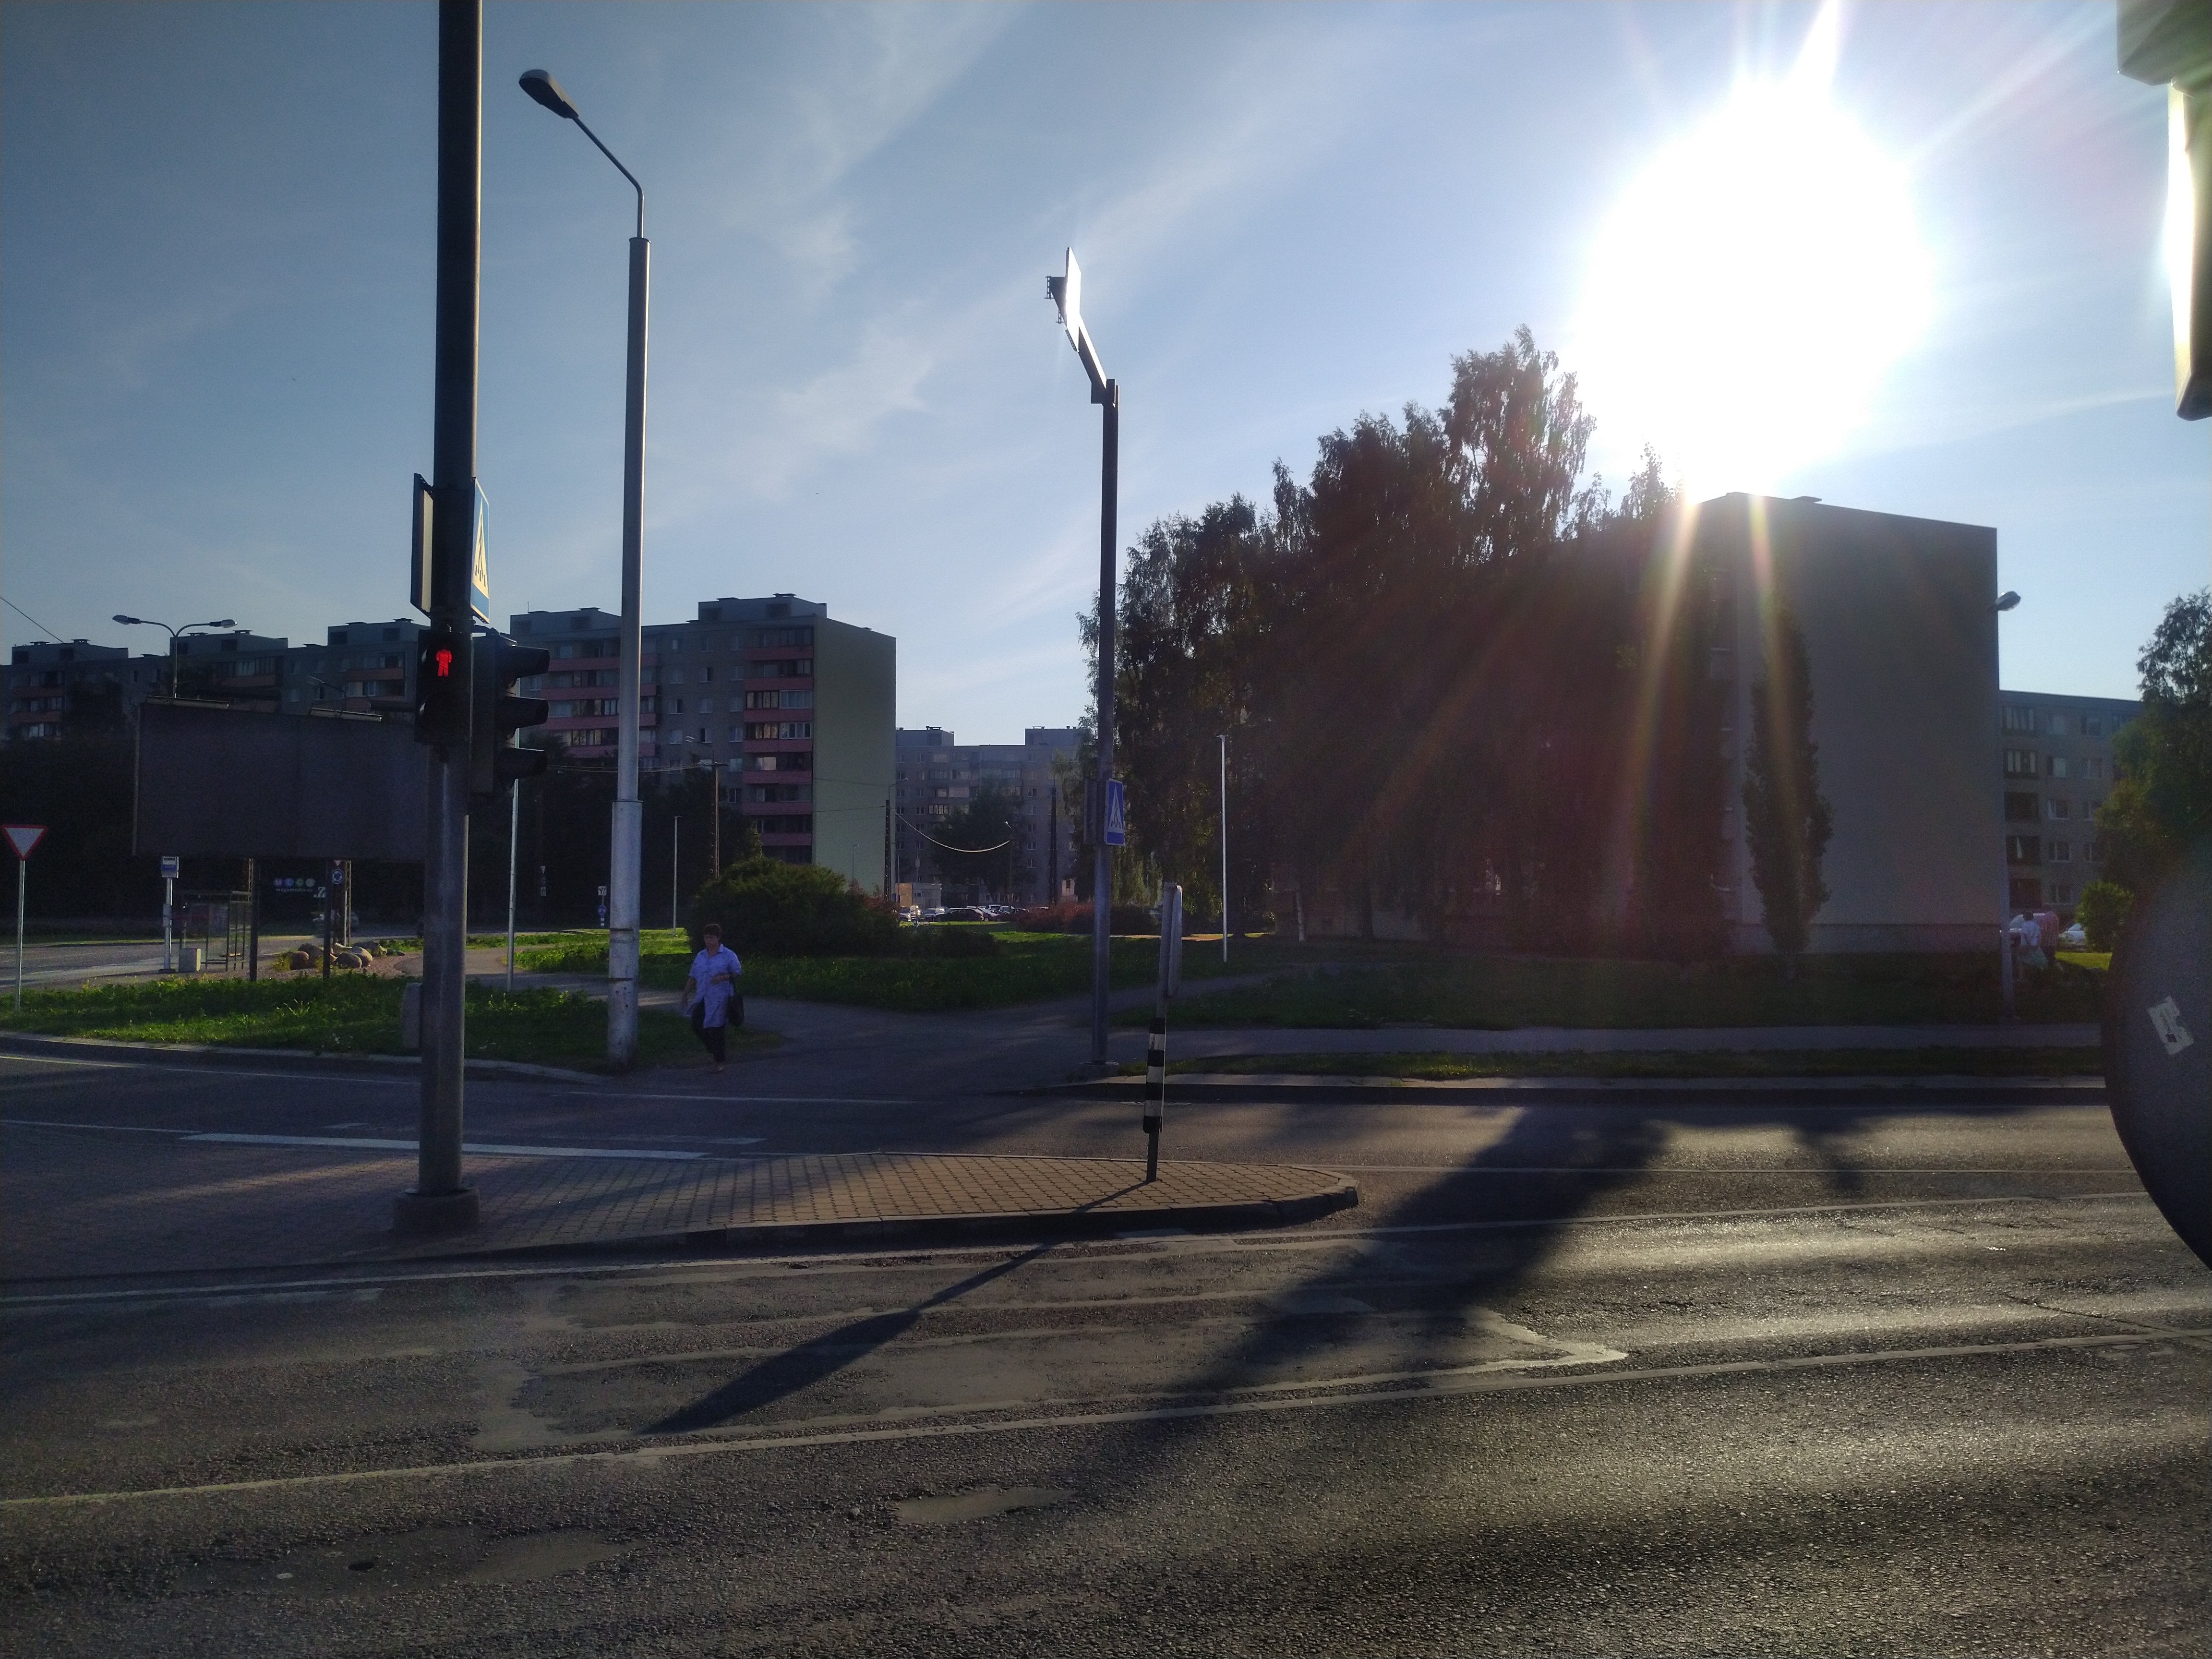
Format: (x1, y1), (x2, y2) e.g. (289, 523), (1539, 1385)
(414, 623), (469, 746)
(469, 631), (551, 802)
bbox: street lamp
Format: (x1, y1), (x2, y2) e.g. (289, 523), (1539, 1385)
(520, 66), (651, 1068)
(1994, 589), (2022, 1018)
(1046, 248), (1119, 1069)
(113, 614), (236, 697)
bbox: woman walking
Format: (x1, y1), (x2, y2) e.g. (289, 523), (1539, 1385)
(681, 923), (743, 1072)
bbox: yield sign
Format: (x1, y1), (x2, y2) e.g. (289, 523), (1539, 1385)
(3, 825), (46, 860)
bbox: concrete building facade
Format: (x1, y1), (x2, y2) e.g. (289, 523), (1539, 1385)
(1997, 690), (2138, 914)
(895, 726), (1083, 905)
(511, 595), (895, 885)
(4, 640), (168, 740)
(1693, 493), (2004, 953)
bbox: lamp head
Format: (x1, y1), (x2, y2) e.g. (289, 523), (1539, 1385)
(113, 613), (141, 625)
(1049, 248), (1084, 349)
(1994, 591), (2021, 613)
(519, 69), (579, 120)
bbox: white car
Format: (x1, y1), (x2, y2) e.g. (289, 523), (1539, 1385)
(2057, 922), (2088, 949)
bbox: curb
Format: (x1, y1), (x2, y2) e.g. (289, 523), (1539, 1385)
(1050, 1073), (2109, 1105)
(0, 1031), (604, 1085)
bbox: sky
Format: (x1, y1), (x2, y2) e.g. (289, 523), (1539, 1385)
(2, 1), (2203, 740)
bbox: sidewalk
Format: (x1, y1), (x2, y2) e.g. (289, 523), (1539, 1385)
(0, 1123), (1356, 1283)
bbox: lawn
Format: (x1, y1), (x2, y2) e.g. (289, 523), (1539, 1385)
(1145, 950), (2104, 1030)
(0, 974), (778, 1072)
(1118, 1046), (2104, 1081)
(513, 926), (1322, 1014)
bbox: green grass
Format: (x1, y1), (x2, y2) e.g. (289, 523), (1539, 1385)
(1116, 1046), (2104, 1081)
(512, 928), (1321, 1013)
(2056, 950), (2112, 972)
(0, 975), (778, 1072)
(1142, 951), (2104, 1030)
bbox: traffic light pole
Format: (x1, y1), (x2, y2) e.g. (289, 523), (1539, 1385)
(397, 0), (482, 1234)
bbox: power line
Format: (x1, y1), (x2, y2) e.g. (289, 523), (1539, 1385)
(2, 596), (63, 642)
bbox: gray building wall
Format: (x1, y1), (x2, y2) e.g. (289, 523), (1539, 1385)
(811, 612), (896, 892)
(1997, 690), (2138, 915)
(1694, 493), (2003, 953)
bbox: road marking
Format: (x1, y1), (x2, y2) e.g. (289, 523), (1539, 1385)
(0, 1190), (2159, 1308)
(182, 1133), (702, 1161)
(577, 1092), (924, 1106)
(4, 1118), (185, 1135)
(0, 1057), (403, 1085)
(5, 1326), (2200, 1509)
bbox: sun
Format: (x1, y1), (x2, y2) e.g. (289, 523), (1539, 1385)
(1574, 7), (1932, 497)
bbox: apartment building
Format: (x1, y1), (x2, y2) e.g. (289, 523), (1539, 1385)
(3, 640), (168, 740)
(1998, 691), (2139, 914)
(895, 725), (1083, 905)
(283, 619), (425, 718)
(510, 594), (895, 884)
(1693, 494), (2003, 953)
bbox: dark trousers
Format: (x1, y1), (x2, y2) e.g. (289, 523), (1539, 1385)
(690, 1002), (727, 1063)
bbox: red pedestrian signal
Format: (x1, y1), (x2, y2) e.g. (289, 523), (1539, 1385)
(414, 625), (469, 747)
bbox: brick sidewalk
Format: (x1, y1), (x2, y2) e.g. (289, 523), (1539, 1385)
(0, 1126), (1355, 1282)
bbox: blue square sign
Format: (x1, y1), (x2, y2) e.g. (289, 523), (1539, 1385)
(1103, 778), (1126, 847)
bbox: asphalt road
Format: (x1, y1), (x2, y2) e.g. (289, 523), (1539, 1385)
(3, 1054), (2207, 1656)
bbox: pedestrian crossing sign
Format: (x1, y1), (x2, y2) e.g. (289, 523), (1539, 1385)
(469, 481), (492, 623)
(1103, 779), (1126, 847)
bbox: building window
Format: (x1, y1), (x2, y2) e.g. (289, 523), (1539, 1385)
(2006, 835), (2040, 865)
(2047, 712), (2071, 736)
(2083, 715), (2103, 736)
(2004, 792), (2039, 823)
(2049, 841), (2071, 863)
(2086, 839), (2104, 862)
(2045, 798), (2069, 819)
(745, 721), (812, 741)
(698, 697), (713, 713)
(2048, 755), (2070, 779)
(2002, 706), (2037, 733)
(2052, 882), (2075, 904)
(2003, 749), (2038, 778)
(2088, 757), (2107, 780)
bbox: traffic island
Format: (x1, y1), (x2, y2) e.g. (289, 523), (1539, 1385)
(0, 1124), (1358, 1281)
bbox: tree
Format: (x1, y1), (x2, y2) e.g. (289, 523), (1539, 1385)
(1740, 599), (1832, 971)
(2095, 589), (2212, 908)
(933, 783), (1024, 901)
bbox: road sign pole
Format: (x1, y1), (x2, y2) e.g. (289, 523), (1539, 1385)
(13, 857), (24, 1014)
(506, 780), (519, 993)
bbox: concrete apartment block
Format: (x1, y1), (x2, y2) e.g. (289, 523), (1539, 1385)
(895, 725), (1083, 905)
(1997, 690), (2139, 915)
(1693, 493), (2002, 953)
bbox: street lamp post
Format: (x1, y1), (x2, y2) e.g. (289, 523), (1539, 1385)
(1994, 589), (2021, 1020)
(520, 67), (650, 1069)
(1046, 249), (1119, 1070)
(1218, 732), (1229, 963)
(112, 615), (237, 697)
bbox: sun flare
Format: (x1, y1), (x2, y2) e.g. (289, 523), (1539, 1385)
(1575, 8), (1932, 497)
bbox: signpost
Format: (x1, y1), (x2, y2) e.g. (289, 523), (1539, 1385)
(6, 825), (47, 1013)
(1103, 779), (1126, 847)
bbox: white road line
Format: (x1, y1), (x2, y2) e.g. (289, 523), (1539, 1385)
(0, 1190), (2158, 1308)
(0, 1056), (403, 1084)
(578, 1092), (924, 1106)
(181, 1132), (702, 1161)
(5, 1326), (2200, 1509)
(4, 1118), (186, 1135)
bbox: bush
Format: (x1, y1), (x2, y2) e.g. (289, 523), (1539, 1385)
(687, 858), (900, 957)
(2075, 880), (2134, 950)
(901, 925), (1002, 959)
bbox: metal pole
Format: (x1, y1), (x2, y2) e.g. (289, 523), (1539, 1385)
(1090, 380), (1119, 1068)
(13, 858), (24, 1014)
(505, 780), (519, 992)
(245, 857), (259, 982)
(399, 0), (482, 1231)
(672, 815), (680, 932)
(607, 231), (649, 1068)
(162, 874), (174, 973)
(1219, 732), (1229, 962)
(321, 874), (333, 983)
(2001, 915), (2016, 1021)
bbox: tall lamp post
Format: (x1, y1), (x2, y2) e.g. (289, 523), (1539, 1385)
(520, 67), (650, 1068)
(1993, 589), (2021, 1020)
(112, 615), (237, 697)
(1046, 249), (1119, 1069)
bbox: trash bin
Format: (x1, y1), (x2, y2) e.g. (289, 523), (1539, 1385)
(179, 945), (204, 974)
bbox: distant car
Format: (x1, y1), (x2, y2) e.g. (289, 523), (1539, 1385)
(2057, 922), (2088, 949)
(939, 906), (993, 923)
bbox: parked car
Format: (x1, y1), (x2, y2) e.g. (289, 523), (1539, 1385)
(2057, 921), (2088, 949)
